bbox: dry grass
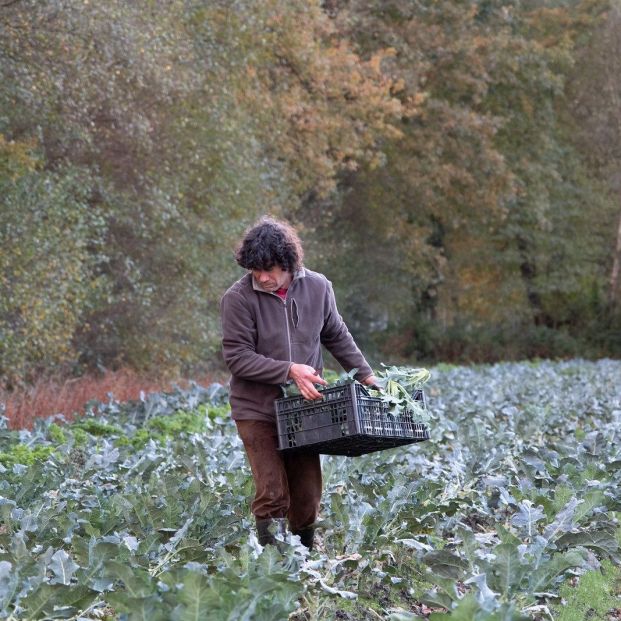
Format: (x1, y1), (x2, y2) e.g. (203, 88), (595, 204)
(1, 368), (221, 430)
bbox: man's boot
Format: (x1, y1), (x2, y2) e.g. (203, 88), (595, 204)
(291, 526), (315, 551)
(256, 518), (288, 547)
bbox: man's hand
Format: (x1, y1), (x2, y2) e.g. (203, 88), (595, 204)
(289, 363), (328, 400)
(362, 374), (380, 390)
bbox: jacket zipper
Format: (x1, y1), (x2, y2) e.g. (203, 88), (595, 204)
(259, 279), (296, 363)
(283, 298), (292, 362)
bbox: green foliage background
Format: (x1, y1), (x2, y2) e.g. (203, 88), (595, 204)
(0, 0), (620, 384)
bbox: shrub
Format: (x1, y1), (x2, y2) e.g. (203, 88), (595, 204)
(0, 164), (106, 386)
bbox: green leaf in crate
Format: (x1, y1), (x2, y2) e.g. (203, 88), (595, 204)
(371, 365), (431, 420)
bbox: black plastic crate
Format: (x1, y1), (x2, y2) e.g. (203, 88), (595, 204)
(275, 382), (429, 456)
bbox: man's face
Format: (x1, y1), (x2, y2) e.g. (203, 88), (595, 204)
(252, 265), (292, 292)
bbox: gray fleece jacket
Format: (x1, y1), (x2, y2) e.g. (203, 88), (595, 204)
(220, 268), (373, 422)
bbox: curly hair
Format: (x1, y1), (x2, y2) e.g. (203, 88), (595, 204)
(235, 216), (304, 273)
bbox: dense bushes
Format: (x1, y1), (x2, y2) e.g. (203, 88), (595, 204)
(0, 0), (619, 387)
(0, 150), (105, 384)
(388, 319), (621, 365)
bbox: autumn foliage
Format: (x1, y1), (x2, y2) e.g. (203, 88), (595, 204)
(0, 0), (619, 397)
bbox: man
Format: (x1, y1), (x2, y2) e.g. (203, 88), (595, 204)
(220, 216), (377, 551)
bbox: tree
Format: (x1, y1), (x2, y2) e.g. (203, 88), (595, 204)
(0, 139), (105, 385)
(0, 0), (402, 379)
(304, 0), (617, 359)
(568, 0), (621, 309)
(303, 0), (515, 356)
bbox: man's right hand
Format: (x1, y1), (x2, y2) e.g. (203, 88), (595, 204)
(288, 363), (328, 400)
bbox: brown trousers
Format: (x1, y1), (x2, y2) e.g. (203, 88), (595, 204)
(235, 420), (322, 531)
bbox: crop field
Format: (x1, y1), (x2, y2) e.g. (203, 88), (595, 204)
(1, 359), (620, 620)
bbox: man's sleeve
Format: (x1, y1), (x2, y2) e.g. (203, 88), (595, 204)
(320, 280), (373, 380)
(220, 291), (292, 384)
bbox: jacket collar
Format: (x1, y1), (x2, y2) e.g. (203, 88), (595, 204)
(251, 267), (306, 293)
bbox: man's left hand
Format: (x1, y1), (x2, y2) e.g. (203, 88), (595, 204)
(362, 375), (380, 389)
(289, 363), (328, 400)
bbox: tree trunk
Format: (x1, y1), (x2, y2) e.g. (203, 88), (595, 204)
(516, 235), (552, 327)
(609, 204), (621, 308)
